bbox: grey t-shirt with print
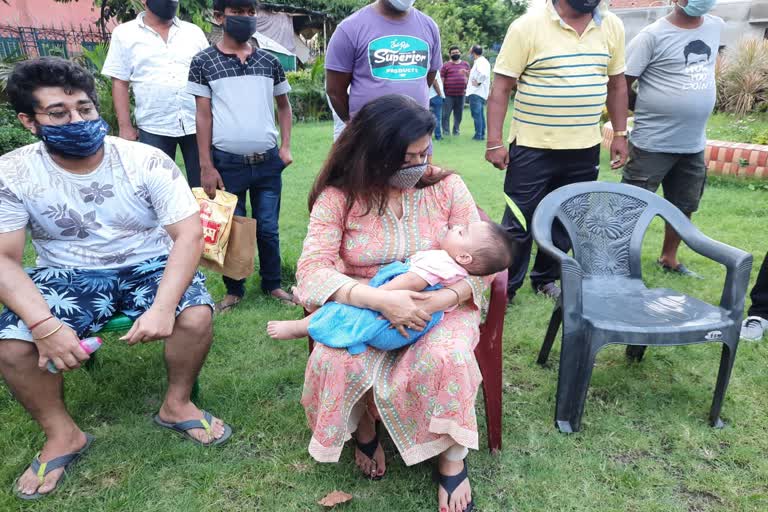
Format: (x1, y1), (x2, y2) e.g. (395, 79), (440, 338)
(626, 15), (724, 154)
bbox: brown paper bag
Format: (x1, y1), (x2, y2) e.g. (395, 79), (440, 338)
(199, 216), (257, 280)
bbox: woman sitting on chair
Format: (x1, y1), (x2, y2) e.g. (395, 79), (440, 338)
(294, 94), (495, 512)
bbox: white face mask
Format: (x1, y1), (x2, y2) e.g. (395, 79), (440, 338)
(388, 0), (415, 11)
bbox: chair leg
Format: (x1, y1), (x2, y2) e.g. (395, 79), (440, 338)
(537, 305), (562, 366)
(476, 326), (502, 453)
(554, 334), (596, 434)
(625, 345), (647, 362)
(709, 340), (738, 428)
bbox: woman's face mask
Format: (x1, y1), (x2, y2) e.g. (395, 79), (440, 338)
(389, 157), (428, 189)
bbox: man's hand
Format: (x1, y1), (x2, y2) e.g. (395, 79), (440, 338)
(120, 307), (176, 345)
(34, 322), (89, 372)
(485, 146), (509, 171)
(610, 136), (629, 169)
(119, 124), (139, 141)
(278, 146), (293, 168)
(201, 163), (224, 199)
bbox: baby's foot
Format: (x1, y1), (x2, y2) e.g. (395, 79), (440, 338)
(267, 320), (308, 340)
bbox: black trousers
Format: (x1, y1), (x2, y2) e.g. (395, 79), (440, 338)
(748, 252), (768, 318)
(502, 143), (600, 298)
(138, 129), (201, 188)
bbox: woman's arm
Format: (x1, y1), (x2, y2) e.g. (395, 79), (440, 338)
(296, 189), (432, 334)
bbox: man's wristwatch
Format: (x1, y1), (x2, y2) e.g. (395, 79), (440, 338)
(614, 131), (628, 137)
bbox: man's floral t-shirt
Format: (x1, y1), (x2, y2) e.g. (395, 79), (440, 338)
(0, 136), (199, 269)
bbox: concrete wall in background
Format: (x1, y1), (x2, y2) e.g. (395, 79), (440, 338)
(614, 0), (767, 48)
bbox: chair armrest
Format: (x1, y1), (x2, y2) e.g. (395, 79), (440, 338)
(660, 211), (753, 315)
(535, 237), (585, 321)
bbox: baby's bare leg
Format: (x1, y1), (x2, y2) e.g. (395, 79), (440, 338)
(267, 313), (313, 340)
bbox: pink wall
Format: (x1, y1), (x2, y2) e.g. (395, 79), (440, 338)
(0, 0), (115, 29)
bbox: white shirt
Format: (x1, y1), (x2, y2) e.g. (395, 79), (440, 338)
(429, 73), (445, 100)
(0, 137), (200, 269)
(102, 13), (209, 137)
(466, 55), (491, 100)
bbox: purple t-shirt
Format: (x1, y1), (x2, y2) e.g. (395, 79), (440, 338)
(325, 5), (442, 116)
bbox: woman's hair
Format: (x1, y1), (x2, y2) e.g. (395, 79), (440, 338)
(309, 94), (449, 215)
(6, 57), (99, 116)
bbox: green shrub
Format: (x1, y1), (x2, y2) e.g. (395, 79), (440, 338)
(716, 39), (768, 115)
(0, 103), (36, 155)
(752, 127), (768, 145)
(287, 56), (330, 122)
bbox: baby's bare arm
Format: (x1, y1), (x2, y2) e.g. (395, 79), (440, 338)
(378, 271), (430, 292)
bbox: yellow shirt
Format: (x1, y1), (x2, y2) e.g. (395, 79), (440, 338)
(494, 1), (625, 149)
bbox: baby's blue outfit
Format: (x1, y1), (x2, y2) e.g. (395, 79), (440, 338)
(307, 260), (444, 355)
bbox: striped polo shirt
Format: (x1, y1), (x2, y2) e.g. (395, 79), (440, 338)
(494, 1), (625, 150)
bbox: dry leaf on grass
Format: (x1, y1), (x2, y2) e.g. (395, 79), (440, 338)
(318, 490), (353, 507)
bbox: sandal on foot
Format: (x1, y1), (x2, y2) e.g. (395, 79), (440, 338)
(153, 410), (232, 447)
(15, 433), (95, 501)
(436, 460), (475, 512)
(214, 297), (242, 314)
(355, 423), (384, 480)
(657, 260), (702, 279)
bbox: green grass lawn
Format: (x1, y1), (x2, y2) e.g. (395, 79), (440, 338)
(707, 112), (768, 144)
(1, 115), (767, 511)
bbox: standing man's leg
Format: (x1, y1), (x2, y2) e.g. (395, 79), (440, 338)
(479, 97), (486, 139)
(138, 129), (178, 161)
(742, 252), (768, 340)
(453, 95), (465, 136)
(179, 133), (202, 189)
(442, 96), (453, 136)
(251, 148), (293, 302)
(430, 96), (443, 140)
(502, 144), (558, 300)
(212, 149), (251, 311)
(654, 151), (707, 275)
(529, 145), (601, 295)
(469, 94), (483, 140)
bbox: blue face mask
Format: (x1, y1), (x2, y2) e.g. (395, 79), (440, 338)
(38, 118), (108, 158)
(681, 0), (716, 17)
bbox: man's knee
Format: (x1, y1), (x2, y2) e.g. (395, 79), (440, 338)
(0, 340), (37, 369)
(175, 306), (213, 338)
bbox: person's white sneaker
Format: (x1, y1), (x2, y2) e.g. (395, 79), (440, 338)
(740, 316), (768, 341)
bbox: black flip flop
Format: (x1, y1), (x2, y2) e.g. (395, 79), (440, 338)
(436, 460), (475, 512)
(355, 422), (384, 480)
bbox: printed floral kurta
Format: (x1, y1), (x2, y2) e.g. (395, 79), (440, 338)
(295, 175), (491, 466)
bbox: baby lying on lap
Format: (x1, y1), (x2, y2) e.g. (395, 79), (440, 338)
(267, 221), (519, 354)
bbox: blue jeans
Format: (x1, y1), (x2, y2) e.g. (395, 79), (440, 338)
(429, 96), (444, 139)
(138, 129), (201, 188)
(468, 94), (486, 140)
(213, 146), (285, 297)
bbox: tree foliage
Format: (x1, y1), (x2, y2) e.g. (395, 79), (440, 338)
(53, 0), (527, 54)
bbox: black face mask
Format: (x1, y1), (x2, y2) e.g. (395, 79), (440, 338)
(565, 0), (600, 14)
(450, 54), (460, 61)
(147, 0), (179, 20)
(225, 15), (257, 43)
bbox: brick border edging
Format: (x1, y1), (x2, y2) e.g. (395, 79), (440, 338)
(602, 123), (768, 179)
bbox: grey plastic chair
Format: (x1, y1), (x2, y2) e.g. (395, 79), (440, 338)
(531, 182), (752, 433)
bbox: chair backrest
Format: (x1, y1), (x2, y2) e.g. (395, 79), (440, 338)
(532, 182), (689, 280)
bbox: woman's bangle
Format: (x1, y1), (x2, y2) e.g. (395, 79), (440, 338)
(346, 282), (359, 303)
(28, 315), (54, 331)
(485, 144), (505, 152)
(446, 287), (461, 307)
(33, 322), (63, 341)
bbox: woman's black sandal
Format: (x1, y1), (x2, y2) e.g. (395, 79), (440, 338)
(436, 460), (475, 512)
(354, 421), (384, 480)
